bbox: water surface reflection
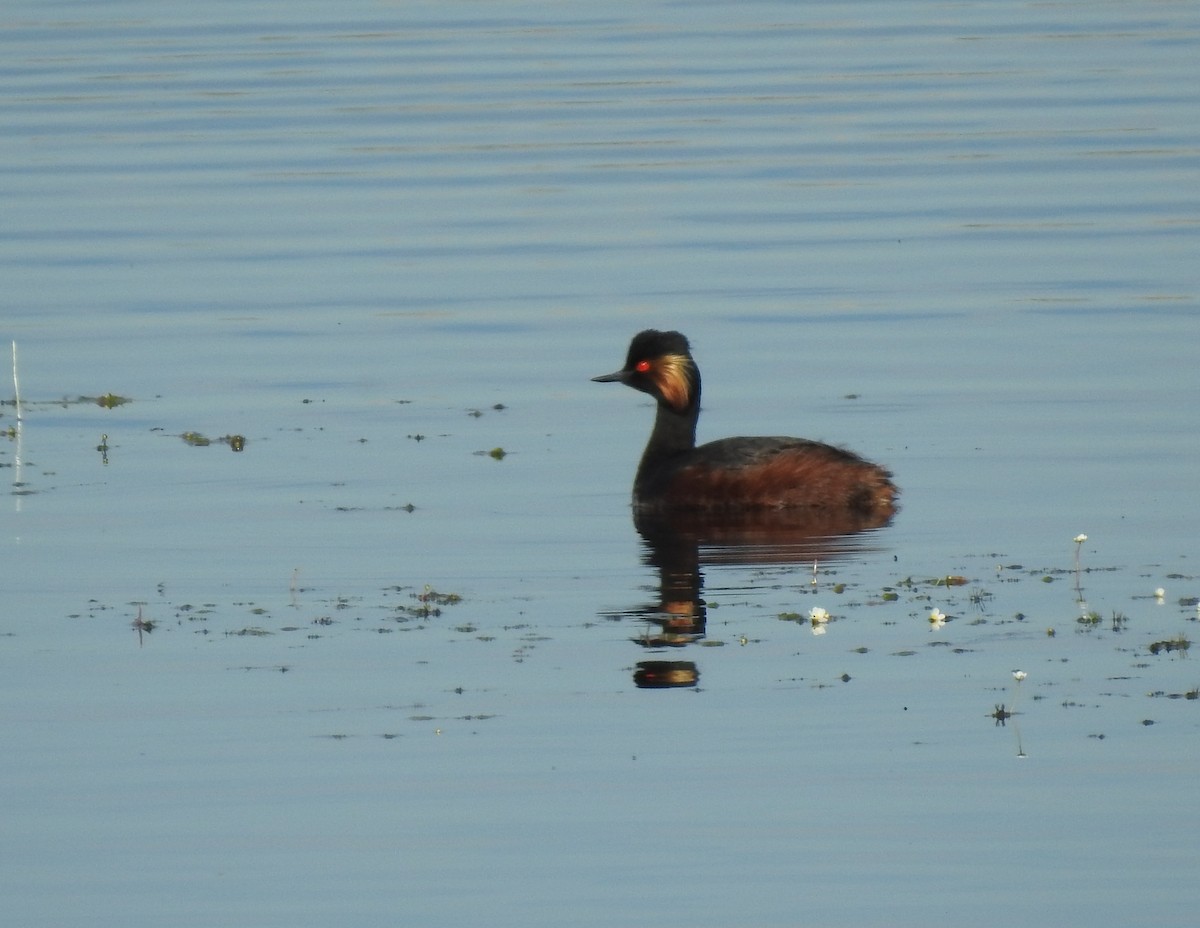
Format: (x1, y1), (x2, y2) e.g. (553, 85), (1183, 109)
(614, 508), (895, 688)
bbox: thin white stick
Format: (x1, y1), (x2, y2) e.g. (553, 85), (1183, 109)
(11, 340), (21, 423)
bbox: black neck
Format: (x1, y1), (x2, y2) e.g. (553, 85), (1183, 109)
(634, 375), (701, 490)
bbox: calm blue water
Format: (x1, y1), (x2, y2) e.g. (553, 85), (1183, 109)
(3, 3), (1199, 926)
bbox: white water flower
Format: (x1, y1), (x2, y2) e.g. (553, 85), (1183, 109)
(1074, 534), (1088, 544)
(1012, 670), (1027, 682)
(809, 607), (830, 625)
(1154, 587), (1165, 601)
(928, 608), (947, 630)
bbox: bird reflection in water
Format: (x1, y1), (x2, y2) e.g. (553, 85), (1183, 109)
(618, 506), (895, 689)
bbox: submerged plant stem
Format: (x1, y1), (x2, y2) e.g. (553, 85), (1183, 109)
(11, 340), (20, 422)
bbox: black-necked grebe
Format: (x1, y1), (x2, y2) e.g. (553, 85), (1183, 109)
(593, 329), (898, 517)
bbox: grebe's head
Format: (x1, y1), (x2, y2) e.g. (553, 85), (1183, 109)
(592, 329), (699, 412)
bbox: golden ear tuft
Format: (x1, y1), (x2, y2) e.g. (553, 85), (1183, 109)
(654, 354), (694, 411)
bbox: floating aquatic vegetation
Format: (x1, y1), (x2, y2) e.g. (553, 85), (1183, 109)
(969, 587), (992, 609)
(180, 432), (247, 450)
(131, 606), (155, 646)
(1148, 688), (1200, 700)
(57, 518), (1200, 762)
(416, 586), (462, 607)
(467, 403), (507, 418)
(1148, 635), (1190, 656)
(394, 585), (464, 620)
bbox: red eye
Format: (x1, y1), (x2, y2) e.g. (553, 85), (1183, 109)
(635, 360), (651, 373)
